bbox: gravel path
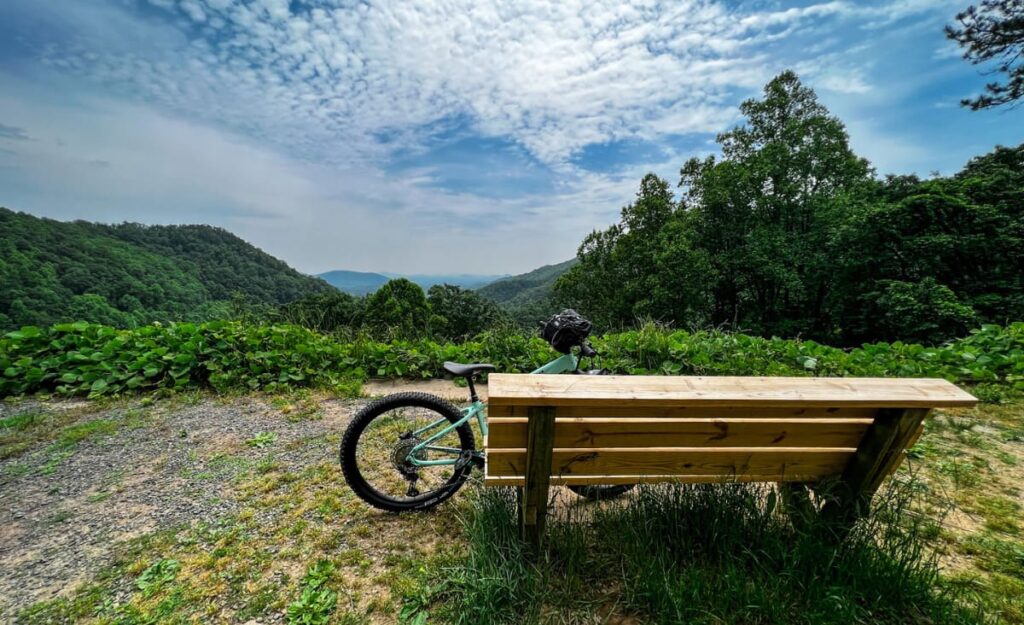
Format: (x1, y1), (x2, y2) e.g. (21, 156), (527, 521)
(0, 394), (361, 619)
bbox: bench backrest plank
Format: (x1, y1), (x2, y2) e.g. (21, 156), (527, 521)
(487, 417), (873, 449)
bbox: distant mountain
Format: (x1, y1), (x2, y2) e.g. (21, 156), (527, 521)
(0, 207), (332, 329)
(318, 270), (390, 295)
(318, 270), (508, 295)
(476, 258), (578, 325)
(385, 273), (507, 290)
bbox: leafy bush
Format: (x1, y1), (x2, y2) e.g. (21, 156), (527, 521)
(1, 321), (1022, 399)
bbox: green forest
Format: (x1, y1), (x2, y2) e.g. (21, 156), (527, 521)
(0, 212), (333, 329)
(556, 71), (1024, 346)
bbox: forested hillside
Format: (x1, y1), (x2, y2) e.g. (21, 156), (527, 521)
(476, 258), (577, 325)
(556, 71), (1024, 346)
(0, 209), (332, 329)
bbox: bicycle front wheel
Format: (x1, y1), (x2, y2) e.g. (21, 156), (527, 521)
(340, 392), (476, 512)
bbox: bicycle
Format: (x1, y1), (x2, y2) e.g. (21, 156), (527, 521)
(339, 310), (634, 512)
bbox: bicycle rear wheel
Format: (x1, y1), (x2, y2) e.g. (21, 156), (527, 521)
(340, 392), (476, 512)
(564, 368), (637, 501)
(567, 484), (635, 501)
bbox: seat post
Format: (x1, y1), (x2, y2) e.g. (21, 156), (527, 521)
(466, 375), (480, 403)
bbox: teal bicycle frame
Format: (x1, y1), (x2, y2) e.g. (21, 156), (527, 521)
(405, 353), (579, 467)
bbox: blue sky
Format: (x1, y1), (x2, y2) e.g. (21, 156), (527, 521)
(1, 0), (1021, 275)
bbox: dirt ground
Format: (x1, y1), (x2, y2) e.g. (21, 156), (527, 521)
(0, 379), (484, 621)
(2, 384), (1023, 623)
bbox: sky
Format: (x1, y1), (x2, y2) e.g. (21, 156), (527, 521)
(1, 0), (1022, 276)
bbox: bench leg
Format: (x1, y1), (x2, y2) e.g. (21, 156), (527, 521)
(822, 408), (929, 525)
(519, 406), (555, 550)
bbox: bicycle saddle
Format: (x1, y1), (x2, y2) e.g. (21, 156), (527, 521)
(443, 361), (496, 377)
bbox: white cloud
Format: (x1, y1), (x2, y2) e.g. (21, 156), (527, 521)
(0, 74), (657, 274)
(36, 0), (885, 168)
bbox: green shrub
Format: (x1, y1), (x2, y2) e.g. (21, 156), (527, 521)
(1, 321), (1021, 399)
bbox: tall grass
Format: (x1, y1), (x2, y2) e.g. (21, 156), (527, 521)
(435, 482), (987, 625)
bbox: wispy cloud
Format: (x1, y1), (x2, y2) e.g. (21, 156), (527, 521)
(33, 0), (871, 167)
(0, 123), (30, 141)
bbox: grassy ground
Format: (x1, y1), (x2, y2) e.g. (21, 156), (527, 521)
(2, 389), (1023, 624)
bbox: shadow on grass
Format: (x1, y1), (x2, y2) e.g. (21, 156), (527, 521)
(432, 481), (990, 625)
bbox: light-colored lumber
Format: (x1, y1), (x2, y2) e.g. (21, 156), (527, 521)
(886, 421), (928, 478)
(485, 474), (832, 486)
(486, 417), (872, 449)
(864, 409), (930, 493)
(822, 408), (930, 521)
(487, 405), (880, 419)
(488, 447), (852, 478)
(520, 406), (555, 549)
(487, 374), (978, 408)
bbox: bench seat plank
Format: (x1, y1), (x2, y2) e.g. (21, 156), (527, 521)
(487, 417), (873, 448)
(488, 374), (977, 408)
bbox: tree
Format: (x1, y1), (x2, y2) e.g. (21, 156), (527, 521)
(426, 284), (505, 340)
(830, 174), (1024, 342)
(947, 0), (1024, 109)
(66, 294), (134, 328)
(555, 174), (710, 329)
(680, 70), (871, 336)
(557, 72), (876, 337)
(278, 291), (364, 334)
(0, 207), (331, 330)
(363, 279), (430, 338)
(867, 279), (977, 345)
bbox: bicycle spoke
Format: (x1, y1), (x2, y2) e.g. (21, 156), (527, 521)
(353, 404), (465, 501)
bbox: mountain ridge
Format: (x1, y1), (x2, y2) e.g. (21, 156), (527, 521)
(0, 207), (331, 329)
(317, 269), (508, 295)
(476, 258), (578, 324)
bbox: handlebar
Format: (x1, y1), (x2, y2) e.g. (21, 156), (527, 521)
(579, 342), (598, 358)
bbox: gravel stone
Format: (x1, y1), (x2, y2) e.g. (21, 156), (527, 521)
(0, 395), (359, 618)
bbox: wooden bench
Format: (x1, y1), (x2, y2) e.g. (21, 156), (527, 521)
(484, 374), (978, 546)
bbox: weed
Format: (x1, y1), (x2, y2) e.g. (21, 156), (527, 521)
(45, 510), (73, 525)
(4, 321), (1024, 399)
(995, 450), (1018, 465)
(961, 534), (1024, 578)
(246, 431), (278, 448)
(973, 384), (1011, 404)
(3, 461), (29, 476)
(136, 559), (181, 597)
(287, 560), (338, 625)
(0, 411), (42, 430)
(934, 457), (985, 488)
(973, 497), (1021, 534)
